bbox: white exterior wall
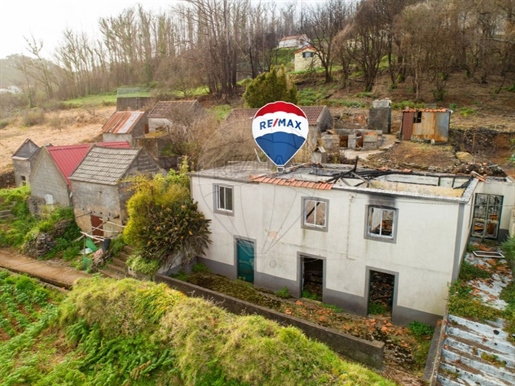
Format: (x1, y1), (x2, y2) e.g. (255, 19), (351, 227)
(148, 118), (171, 132)
(191, 174), (470, 324)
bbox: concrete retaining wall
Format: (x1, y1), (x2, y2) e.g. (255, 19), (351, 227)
(155, 274), (384, 370)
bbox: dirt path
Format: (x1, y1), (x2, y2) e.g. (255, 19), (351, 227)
(0, 248), (90, 288)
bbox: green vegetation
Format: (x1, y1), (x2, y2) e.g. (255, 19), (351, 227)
(500, 280), (515, 341)
(63, 92), (122, 107)
(0, 187), (82, 261)
(302, 289), (321, 301)
(0, 276), (395, 385)
(408, 321), (434, 337)
(458, 260), (490, 281)
(407, 321), (434, 369)
(0, 270), (63, 340)
(368, 302), (388, 315)
(243, 65), (298, 108)
(448, 280), (502, 322)
(123, 160), (211, 272)
(500, 236), (515, 263)
(210, 104), (233, 121)
(274, 287), (291, 299)
(126, 254), (160, 276)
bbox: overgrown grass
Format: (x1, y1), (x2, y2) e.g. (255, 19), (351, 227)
(63, 92), (121, 107)
(458, 260), (490, 281)
(0, 187), (82, 261)
(210, 104), (232, 121)
(0, 277), (395, 385)
(448, 280), (503, 322)
(500, 281), (515, 341)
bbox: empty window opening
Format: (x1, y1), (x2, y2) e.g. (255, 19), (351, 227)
(368, 207), (395, 238)
(303, 198), (327, 230)
(302, 51), (314, 58)
(301, 256), (323, 300)
(368, 271), (395, 316)
(471, 194), (503, 239)
(20, 176), (27, 185)
(414, 112), (422, 123)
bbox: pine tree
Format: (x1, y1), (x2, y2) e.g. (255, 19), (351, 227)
(243, 65), (298, 108)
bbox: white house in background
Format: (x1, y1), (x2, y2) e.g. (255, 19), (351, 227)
(294, 46), (322, 72)
(278, 34), (310, 49)
(190, 162), (515, 326)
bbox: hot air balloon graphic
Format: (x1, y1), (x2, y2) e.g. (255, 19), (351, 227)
(252, 101), (309, 167)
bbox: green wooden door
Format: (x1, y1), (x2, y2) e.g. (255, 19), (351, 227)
(236, 239), (254, 283)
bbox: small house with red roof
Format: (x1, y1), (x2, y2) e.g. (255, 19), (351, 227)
(28, 142), (130, 210)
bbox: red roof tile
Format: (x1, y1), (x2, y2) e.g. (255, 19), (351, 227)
(251, 176), (333, 190)
(46, 142), (131, 187)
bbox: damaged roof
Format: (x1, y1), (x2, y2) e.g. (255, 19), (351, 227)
(101, 111), (146, 134)
(148, 100), (200, 119)
(193, 162), (486, 200)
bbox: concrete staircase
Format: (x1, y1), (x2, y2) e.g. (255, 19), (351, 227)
(0, 202), (15, 220)
(98, 245), (133, 280)
(436, 315), (515, 385)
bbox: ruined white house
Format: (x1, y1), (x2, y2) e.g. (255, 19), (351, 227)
(190, 162), (515, 326)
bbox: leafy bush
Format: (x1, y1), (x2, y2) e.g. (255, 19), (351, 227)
(501, 236), (515, 262)
(126, 254), (160, 276)
(192, 263), (209, 273)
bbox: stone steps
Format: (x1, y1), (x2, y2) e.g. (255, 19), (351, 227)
(0, 202), (15, 220)
(97, 245), (135, 280)
(436, 315), (515, 386)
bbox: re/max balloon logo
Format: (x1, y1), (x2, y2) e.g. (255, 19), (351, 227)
(252, 101), (309, 167)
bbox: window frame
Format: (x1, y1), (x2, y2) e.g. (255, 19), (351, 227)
(302, 197), (329, 232)
(471, 193), (503, 239)
(214, 184), (234, 215)
(365, 205), (398, 243)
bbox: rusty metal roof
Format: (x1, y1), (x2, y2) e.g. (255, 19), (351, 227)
(148, 100), (200, 118)
(402, 108), (450, 113)
(251, 175), (333, 190)
(47, 142), (131, 187)
(101, 111), (145, 134)
(227, 106), (327, 126)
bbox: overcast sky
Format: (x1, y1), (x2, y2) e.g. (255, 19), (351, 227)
(1, 0), (328, 61)
(0, 1), (179, 59)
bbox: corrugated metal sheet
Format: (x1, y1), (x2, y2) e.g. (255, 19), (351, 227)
(402, 112), (414, 140)
(47, 144), (92, 187)
(402, 110), (450, 142)
(251, 175), (333, 190)
(101, 111), (145, 134)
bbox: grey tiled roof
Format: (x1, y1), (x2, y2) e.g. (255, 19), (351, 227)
(70, 146), (140, 185)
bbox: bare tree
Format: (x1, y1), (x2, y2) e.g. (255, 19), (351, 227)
(302, 0), (352, 83)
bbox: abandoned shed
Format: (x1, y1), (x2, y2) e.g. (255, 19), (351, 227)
(147, 100), (203, 133)
(11, 138), (40, 187)
(190, 162), (515, 327)
(401, 108), (452, 142)
(70, 145), (161, 238)
(28, 142), (130, 211)
(101, 110), (148, 146)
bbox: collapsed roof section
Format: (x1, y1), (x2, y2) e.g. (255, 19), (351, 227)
(194, 161), (497, 202)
